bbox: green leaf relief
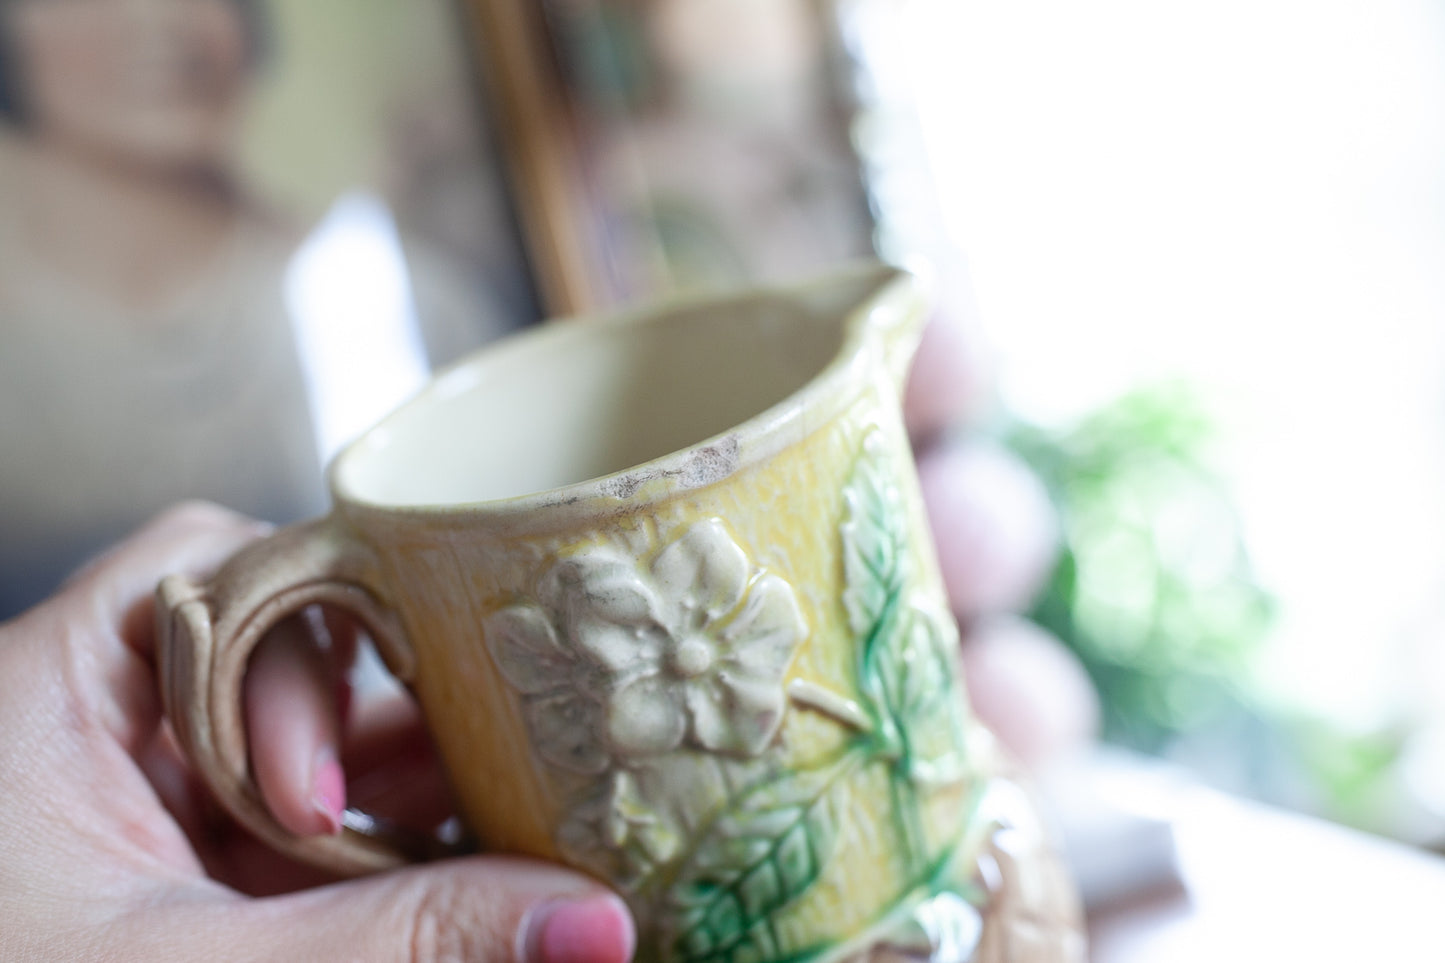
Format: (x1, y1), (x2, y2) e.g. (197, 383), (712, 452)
(841, 434), (909, 646)
(661, 764), (843, 963)
(840, 434), (911, 750)
(653, 432), (973, 963)
(839, 431), (969, 866)
(892, 607), (966, 742)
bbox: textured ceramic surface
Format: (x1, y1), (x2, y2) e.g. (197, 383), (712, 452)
(156, 263), (1083, 963)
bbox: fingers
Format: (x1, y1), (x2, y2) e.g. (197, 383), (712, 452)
(61, 501), (271, 661)
(340, 696), (456, 832)
(903, 311), (994, 443)
(178, 700), (455, 897)
(917, 441), (1059, 621)
(917, 439), (1088, 766)
(196, 857), (634, 963)
(246, 611), (346, 838)
(272, 858), (634, 963)
(961, 615), (1099, 768)
(2, 502), (269, 761)
(246, 620), (457, 858)
(246, 609), (459, 837)
(190, 696), (455, 898)
(905, 314), (1061, 621)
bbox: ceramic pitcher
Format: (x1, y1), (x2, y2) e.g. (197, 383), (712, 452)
(157, 263), (1082, 963)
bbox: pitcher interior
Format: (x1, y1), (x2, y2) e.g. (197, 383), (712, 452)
(334, 271), (891, 508)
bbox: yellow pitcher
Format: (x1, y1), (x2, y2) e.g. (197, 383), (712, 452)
(158, 263), (1082, 963)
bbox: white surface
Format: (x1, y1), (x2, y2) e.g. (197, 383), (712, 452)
(1042, 752), (1183, 913)
(1090, 784), (1445, 961)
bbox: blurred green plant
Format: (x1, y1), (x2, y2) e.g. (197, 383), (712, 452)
(1286, 718), (1409, 831)
(1003, 383), (1274, 752)
(1003, 383), (1411, 833)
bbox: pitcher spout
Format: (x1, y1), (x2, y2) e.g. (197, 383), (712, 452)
(833, 260), (934, 395)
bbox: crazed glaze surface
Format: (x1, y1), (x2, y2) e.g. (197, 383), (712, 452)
(156, 264), (1083, 963)
(456, 422), (970, 963)
(352, 390), (1079, 963)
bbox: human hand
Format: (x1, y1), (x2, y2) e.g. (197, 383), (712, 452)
(0, 502), (634, 963)
(0, 307), (1092, 961)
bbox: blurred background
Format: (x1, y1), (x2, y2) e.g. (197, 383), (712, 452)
(0, 0), (531, 612)
(904, 0), (1445, 848)
(2, 0), (1443, 885)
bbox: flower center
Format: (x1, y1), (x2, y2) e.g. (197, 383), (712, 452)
(671, 636), (714, 678)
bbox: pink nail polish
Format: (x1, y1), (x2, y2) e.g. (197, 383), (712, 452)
(526, 894), (635, 963)
(311, 754), (346, 834)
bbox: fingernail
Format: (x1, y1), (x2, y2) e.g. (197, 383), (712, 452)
(311, 752), (345, 834)
(522, 894), (635, 963)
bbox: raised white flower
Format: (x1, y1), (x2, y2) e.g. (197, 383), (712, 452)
(486, 518), (807, 772)
(556, 769), (680, 885)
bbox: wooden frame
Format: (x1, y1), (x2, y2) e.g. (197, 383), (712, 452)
(462, 0), (879, 317)
(461, 0), (611, 316)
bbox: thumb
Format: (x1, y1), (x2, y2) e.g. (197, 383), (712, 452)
(231, 855), (635, 963)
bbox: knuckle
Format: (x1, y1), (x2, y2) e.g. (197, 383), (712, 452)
(400, 874), (507, 963)
(154, 500), (254, 534)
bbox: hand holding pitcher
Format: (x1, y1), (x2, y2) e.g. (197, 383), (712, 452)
(158, 265), (1084, 963)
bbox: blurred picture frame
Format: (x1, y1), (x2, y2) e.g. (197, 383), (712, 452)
(462, 0), (609, 314)
(0, 0), (567, 616)
(472, 0), (880, 311)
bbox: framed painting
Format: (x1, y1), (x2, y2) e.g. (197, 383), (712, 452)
(0, 0), (548, 615)
(471, 0), (880, 309)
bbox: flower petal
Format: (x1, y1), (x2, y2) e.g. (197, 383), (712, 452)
(651, 518), (749, 624)
(541, 548), (650, 623)
(607, 674), (686, 757)
(721, 573), (807, 679)
(528, 690), (610, 774)
(570, 618), (662, 675)
(683, 677), (732, 752)
(537, 546), (664, 673)
(710, 671), (788, 755)
(485, 605), (570, 695)
(557, 784), (624, 878)
(577, 568), (663, 625)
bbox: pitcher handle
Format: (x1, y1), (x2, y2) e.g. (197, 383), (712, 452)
(155, 517), (449, 876)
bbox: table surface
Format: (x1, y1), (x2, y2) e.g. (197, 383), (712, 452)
(1083, 782), (1445, 961)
